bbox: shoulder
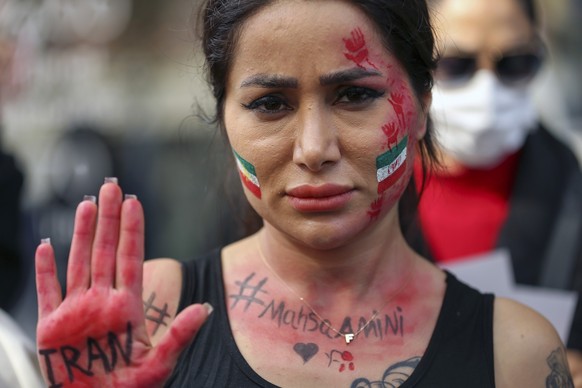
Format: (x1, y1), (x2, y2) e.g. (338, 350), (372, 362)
(143, 258), (184, 346)
(493, 297), (574, 387)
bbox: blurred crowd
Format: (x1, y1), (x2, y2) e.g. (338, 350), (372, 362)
(0, 0), (246, 343)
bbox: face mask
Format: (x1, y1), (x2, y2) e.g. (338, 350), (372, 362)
(430, 70), (537, 168)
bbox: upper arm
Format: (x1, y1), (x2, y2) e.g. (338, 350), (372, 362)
(493, 297), (574, 388)
(142, 258), (183, 346)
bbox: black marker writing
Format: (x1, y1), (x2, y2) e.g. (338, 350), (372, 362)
(143, 292), (171, 336)
(38, 322), (133, 387)
(229, 272), (268, 311)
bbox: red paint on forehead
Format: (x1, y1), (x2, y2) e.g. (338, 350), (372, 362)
(342, 27), (379, 70)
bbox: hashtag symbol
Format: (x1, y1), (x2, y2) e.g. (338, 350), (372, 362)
(229, 272), (268, 312)
(143, 292), (171, 335)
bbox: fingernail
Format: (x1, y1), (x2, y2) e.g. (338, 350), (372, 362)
(83, 195), (97, 203)
(104, 177), (118, 184)
(124, 194), (137, 200)
(203, 302), (214, 315)
(40, 238), (51, 245)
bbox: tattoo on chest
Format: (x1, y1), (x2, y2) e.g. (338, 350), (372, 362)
(350, 356), (421, 388)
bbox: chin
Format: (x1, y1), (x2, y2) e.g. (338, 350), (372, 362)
(286, 217), (371, 251)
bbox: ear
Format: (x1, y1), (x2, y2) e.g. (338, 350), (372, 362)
(414, 92), (432, 140)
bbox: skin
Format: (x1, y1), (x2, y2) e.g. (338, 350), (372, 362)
(35, 1), (572, 387)
(569, 350), (582, 387)
(431, 0), (538, 173)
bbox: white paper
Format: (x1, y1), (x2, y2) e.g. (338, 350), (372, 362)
(440, 249), (577, 342)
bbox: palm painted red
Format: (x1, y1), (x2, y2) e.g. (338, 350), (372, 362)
(35, 182), (208, 387)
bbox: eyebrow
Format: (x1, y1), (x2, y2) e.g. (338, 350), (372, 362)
(240, 74), (298, 88)
(319, 67), (383, 86)
(239, 67), (383, 89)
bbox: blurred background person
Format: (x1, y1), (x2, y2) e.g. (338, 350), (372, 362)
(409, 0), (582, 383)
(0, 1), (45, 386)
(533, 0), (582, 163)
(0, 0), (25, 314)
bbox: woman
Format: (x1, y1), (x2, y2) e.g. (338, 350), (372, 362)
(411, 0), (582, 382)
(34, 0), (573, 386)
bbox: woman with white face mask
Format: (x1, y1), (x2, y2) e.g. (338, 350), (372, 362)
(410, 0), (582, 383)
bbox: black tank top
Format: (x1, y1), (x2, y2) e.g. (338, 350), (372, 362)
(165, 249), (496, 387)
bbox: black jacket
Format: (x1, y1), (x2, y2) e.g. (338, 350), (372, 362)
(408, 125), (582, 350)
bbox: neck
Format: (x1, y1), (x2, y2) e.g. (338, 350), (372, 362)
(256, 212), (416, 306)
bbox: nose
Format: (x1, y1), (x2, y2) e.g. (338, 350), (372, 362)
(293, 106), (341, 171)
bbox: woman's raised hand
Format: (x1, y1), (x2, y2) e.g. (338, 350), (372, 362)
(35, 179), (210, 387)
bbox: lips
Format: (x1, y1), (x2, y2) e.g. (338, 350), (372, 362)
(286, 184), (354, 212)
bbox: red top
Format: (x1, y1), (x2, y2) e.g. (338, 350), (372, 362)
(413, 152), (521, 263)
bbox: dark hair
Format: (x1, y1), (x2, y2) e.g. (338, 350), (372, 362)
(198, 0), (440, 237)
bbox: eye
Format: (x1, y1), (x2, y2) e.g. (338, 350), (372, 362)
(242, 95), (292, 115)
(335, 86), (385, 105)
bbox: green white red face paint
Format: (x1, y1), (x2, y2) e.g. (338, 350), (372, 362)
(376, 136), (408, 194)
(342, 27), (414, 198)
(234, 150), (262, 199)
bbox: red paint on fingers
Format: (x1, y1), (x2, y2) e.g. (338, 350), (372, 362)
(67, 200), (98, 293)
(152, 303), (210, 371)
(91, 183), (123, 287)
(116, 198), (145, 291)
(35, 242), (62, 318)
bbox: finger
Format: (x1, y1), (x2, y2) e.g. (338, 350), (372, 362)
(35, 239), (63, 319)
(66, 197), (98, 293)
(116, 195), (145, 293)
(91, 178), (123, 287)
(151, 303), (212, 370)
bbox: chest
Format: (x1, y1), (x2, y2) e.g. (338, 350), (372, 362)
(224, 288), (438, 387)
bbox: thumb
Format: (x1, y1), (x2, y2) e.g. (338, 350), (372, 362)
(152, 303), (212, 370)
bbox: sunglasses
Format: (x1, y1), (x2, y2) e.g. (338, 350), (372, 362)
(435, 51), (543, 87)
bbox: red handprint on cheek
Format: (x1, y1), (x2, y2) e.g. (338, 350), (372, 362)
(343, 28), (378, 69)
(382, 122), (399, 150)
(388, 92), (406, 129)
(367, 195), (384, 221)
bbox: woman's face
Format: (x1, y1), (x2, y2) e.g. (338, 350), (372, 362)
(223, 0), (428, 249)
(433, 0), (536, 69)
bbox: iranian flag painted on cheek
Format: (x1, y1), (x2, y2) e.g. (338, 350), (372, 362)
(376, 136), (408, 194)
(234, 150), (262, 199)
